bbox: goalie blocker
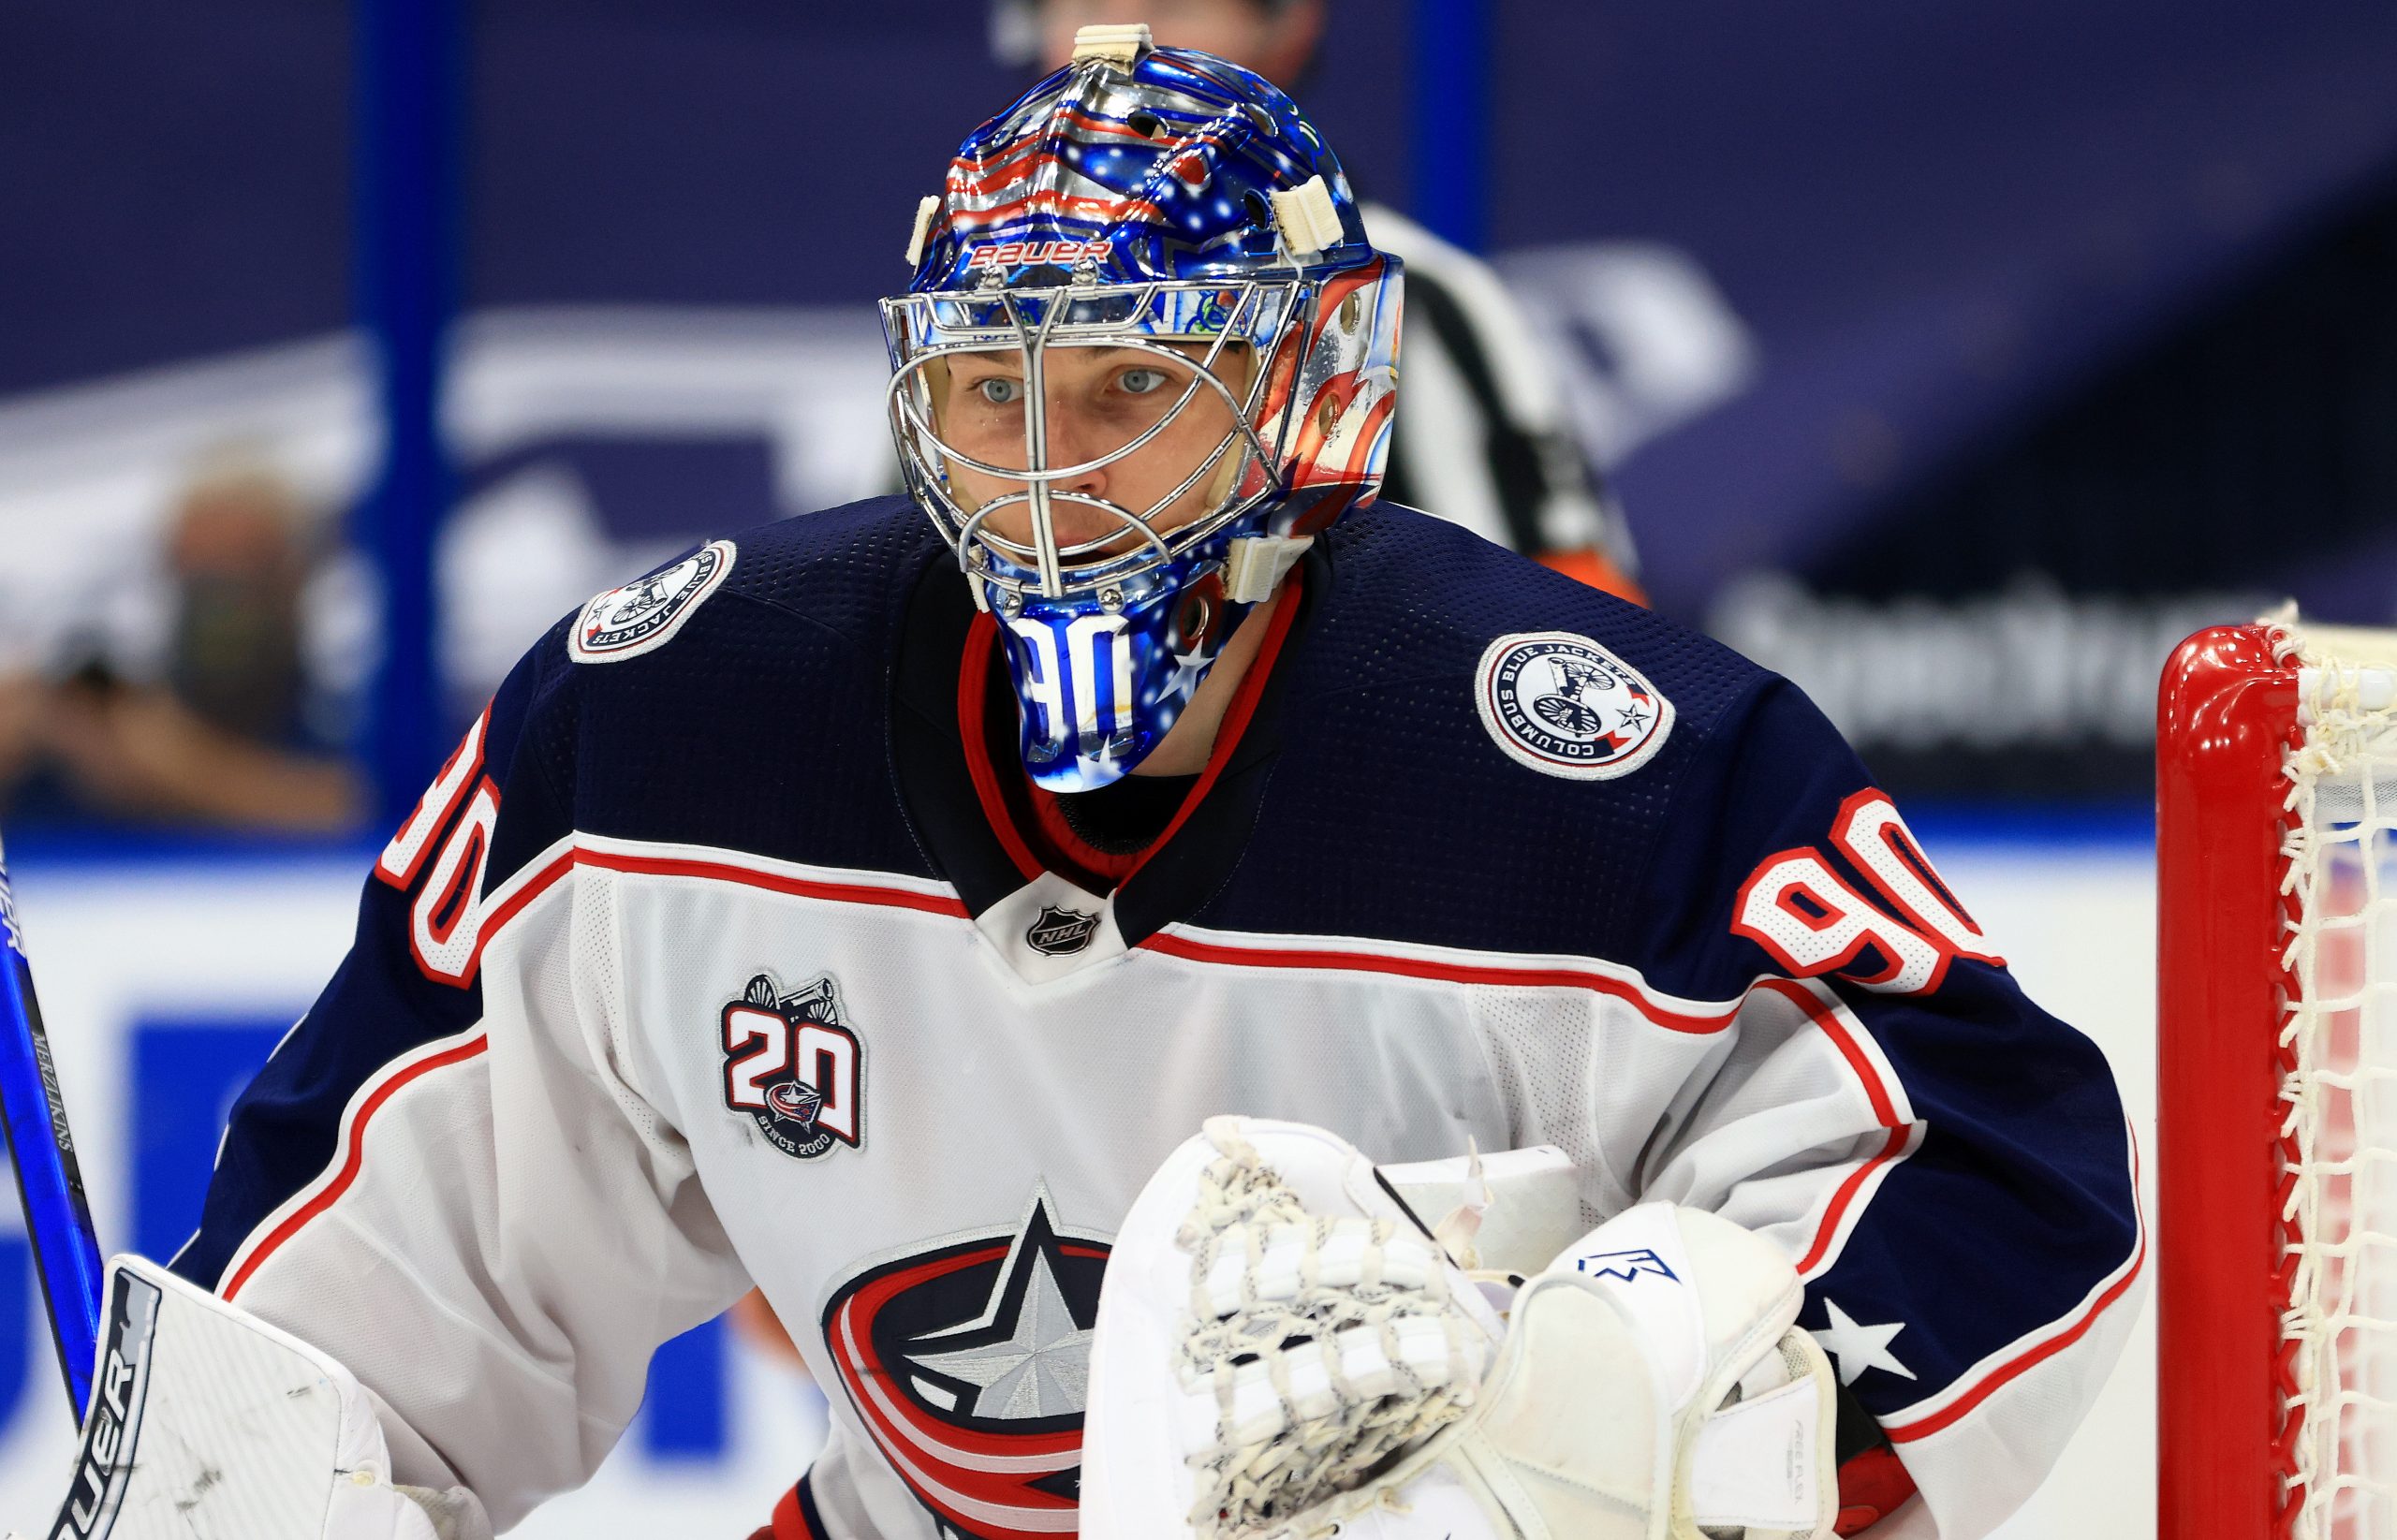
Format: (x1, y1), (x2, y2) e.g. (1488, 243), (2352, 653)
(14, 1256), (482, 1540)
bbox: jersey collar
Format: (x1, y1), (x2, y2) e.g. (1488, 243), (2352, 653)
(889, 552), (1308, 966)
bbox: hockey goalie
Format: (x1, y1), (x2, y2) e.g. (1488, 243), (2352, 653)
(16, 23), (2138, 1540)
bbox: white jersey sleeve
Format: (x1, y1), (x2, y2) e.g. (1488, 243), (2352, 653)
(170, 629), (752, 1530)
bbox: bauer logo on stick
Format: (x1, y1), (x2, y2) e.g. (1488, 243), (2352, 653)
(0, 835), (24, 958)
(1476, 631), (1674, 780)
(569, 538), (736, 664)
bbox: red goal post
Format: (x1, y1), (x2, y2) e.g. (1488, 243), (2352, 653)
(2160, 620), (2397, 1540)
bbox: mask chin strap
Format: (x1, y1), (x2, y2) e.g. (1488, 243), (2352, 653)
(1224, 534), (1313, 604)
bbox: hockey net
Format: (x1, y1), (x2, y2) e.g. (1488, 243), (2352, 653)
(2161, 620), (2397, 1540)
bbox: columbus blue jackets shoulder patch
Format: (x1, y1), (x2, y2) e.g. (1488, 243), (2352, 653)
(1475, 630), (1674, 780)
(569, 539), (736, 664)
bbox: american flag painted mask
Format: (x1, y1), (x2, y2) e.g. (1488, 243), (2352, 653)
(881, 31), (1402, 791)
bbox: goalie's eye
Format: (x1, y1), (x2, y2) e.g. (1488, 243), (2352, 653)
(975, 376), (1025, 406)
(1117, 366), (1172, 396)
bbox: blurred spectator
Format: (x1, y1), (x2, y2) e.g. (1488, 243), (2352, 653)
(1011, 0), (1645, 600)
(0, 457), (363, 831)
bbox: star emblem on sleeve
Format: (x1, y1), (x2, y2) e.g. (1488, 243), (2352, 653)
(1811, 1298), (1917, 1386)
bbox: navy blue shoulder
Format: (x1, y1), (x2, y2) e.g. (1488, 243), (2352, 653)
(507, 496), (947, 877)
(1204, 506), (1833, 983)
(1302, 505), (1774, 728)
(711, 494), (948, 645)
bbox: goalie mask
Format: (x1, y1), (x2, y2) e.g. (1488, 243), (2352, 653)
(882, 25), (1403, 791)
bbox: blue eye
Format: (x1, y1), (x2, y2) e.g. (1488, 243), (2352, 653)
(976, 377), (1023, 406)
(1119, 368), (1171, 396)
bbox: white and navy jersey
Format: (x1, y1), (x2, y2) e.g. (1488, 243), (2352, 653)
(170, 497), (2139, 1540)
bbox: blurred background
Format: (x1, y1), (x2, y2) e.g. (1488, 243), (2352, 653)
(3, 0), (2394, 1532)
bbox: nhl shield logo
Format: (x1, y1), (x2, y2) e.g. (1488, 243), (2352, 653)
(569, 539), (736, 664)
(1476, 631), (1674, 781)
(1024, 903), (1100, 957)
(720, 972), (862, 1161)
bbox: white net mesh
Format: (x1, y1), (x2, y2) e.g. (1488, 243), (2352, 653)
(2278, 623), (2397, 1539)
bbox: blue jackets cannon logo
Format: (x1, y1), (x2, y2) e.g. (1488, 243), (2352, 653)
(1476, 630), (1675, 781)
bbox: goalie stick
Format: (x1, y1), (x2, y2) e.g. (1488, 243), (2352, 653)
(0, 832), (104, 1421)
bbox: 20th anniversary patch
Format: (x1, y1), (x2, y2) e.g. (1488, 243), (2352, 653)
(569, 539), (736, 664)
(1475, 631), (1673, 780)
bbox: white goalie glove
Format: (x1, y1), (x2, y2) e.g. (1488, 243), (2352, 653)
(12, 1255), (488, 1540)
(1082, 1118), (1840, 1540)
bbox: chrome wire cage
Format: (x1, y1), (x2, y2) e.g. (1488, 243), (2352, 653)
(881, 274), (1318, 606)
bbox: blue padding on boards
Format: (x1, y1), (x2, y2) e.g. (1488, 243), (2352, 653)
(354, 0), (463, 827)
(132, 1019), (291, 1265)
(640, 1314), (728, 1459)
(1409, 0), (1489, 251)
(0, 1236), (32, 1435)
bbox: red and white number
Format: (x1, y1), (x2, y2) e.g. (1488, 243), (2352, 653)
(408, 778), (500, 986)
(378, 711), (507, 988)
(376, 709), (489, 889)
(1831, 791), (2003, 964)
(1733, 791), (2001, 995)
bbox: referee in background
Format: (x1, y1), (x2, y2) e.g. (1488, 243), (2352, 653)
(998, 0), (1645, 603)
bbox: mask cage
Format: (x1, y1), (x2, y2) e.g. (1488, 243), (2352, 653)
(881, 276), (1318, 605)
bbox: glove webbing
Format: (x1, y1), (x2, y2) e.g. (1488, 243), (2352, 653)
(1174, 1120), (1485, 1537)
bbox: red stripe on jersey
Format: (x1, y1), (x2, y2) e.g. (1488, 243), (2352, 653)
(1122, 567), (1302, 883)
(1880, 1129), (2146, 1443)
(1775, 980), (1902, 1127)
(576, 847), (969, 918)
(221, 1034), (491, 1300)
(1793, 1126), (1912, 1278)
(958, 616), (1050, 884)
(761, 1474), (826, 1540)
(1753, 978), (1915, 1277)
(224, 843), (963, 1300)
(466, 843), (580, 973)
(1137, 930), (1743, 1035)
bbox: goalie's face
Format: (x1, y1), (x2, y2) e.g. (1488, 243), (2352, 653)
(934, 341), (1250, 565)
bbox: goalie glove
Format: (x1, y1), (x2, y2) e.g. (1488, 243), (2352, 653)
(1081, 1117), (1839, 1540)
(13, 1254), (487, 1540)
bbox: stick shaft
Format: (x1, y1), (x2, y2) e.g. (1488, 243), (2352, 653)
(0, 842), (102, 1419)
